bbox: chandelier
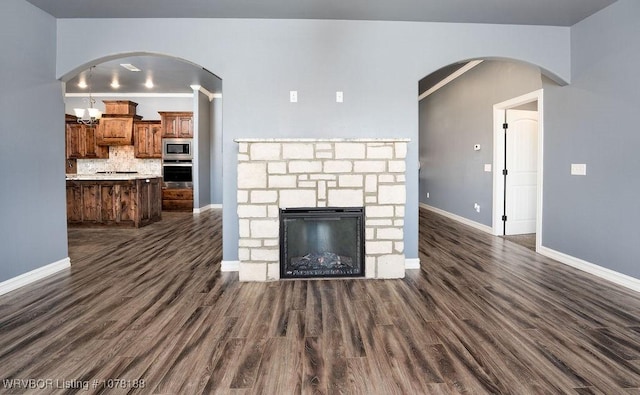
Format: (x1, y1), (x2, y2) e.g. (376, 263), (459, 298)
(73, 66), (102, 126)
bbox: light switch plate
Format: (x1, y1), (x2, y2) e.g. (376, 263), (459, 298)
(571, 163), (587, 176)
(484, 164), (492, 172)
(336, 91), (343, 103)
(289, 91), (298, 103)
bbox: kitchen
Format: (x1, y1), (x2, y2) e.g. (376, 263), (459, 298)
(64, 55), (223, 227)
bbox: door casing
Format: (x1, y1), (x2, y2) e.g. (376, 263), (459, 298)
(492, 89), (544, 252)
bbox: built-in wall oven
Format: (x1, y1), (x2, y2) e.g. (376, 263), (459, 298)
(163, 138), (193, 188)
(163, 161), (193, 188)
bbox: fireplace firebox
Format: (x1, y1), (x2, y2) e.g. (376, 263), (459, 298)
(279, 207), (365, 279)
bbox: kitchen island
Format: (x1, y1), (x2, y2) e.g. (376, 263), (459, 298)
(66, 173), (162, 228)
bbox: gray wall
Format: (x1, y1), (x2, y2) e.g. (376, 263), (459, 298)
(543, 0), (640, 278)
(0, 0), (67, 281)
(55, 18), (570, 265)
(211, 97), (223, 205)
(194, 91), (212, 208)
(418, 60), (543, 226)
(0, 6), (571, 284)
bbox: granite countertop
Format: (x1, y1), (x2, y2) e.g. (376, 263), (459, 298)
(66, 173), (162, 181)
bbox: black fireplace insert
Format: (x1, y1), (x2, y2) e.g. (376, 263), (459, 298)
(279, 207), (365, 279)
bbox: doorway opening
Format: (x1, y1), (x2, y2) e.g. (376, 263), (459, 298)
(61, 53), (224, 257)
(492, 90), (544, 252)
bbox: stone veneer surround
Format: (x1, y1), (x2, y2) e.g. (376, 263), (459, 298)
(235, 138), (409, 281)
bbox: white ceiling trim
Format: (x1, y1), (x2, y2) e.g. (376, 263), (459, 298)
(191, 85), (218, 101)
(419, 60), (483, 101)
(65, 92), (196, 98)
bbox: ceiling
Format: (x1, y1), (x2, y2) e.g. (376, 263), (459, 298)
(27, 0), (616, 26)
(66, 56), (222, 95)
(47, 0), (616, 95)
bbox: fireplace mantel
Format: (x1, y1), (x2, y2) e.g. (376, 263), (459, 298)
(236, 138), (408, 281)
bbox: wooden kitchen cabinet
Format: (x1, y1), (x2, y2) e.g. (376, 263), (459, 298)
(162, 188), (193, 211)
(134, 121), (162, 158)
(66, 123), (82, 158)
(66, 177), (162, 227)
(97, 114), (140, 146)
(159, 112), (193, 138)
(65, 122), (109, 159)
(139, 178), (163, 222)
(103, 100), (138, 116)
(66, 183), (82, 222)
(83, 126), (108, 157)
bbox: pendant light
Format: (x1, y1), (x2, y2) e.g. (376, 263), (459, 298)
(73, 66), (102, 126)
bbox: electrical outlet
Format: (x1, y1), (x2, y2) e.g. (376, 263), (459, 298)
(474, 203), (480, 213)
(289, 91), (298, 103)
(571, 163), (586, 175)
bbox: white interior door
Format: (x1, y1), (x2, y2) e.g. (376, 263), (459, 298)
(505, 109), (538, 235)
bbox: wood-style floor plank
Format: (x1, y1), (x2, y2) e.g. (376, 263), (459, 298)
(0, 208), (639, 394)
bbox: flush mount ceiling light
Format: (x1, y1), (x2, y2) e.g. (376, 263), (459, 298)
(120, 63), (141, 72)
(73, 66), (102, 127)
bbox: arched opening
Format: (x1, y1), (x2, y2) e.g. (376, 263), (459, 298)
(418, 58), (558, 252)
(62, 53), (223, 259)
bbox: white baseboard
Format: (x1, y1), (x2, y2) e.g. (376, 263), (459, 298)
(405, 258), (421, 270)
(538, 246), (640, 293)
(221, 260), (240, 272)
(420, 203), (494, 234)
(0, 258), (71, 296)
(193, 204), (222, 214)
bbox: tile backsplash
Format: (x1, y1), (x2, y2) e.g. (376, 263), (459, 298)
(76, 146), (162, 175)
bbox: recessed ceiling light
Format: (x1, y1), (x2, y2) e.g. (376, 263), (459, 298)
(120, 63), (141, 72)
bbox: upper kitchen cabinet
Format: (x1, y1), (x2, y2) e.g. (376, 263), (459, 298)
(104, 100), (138, 116)
(97, 101), (141, 146)
(65, 115), (109, 159)
(98, 115), (139, 145)
(159, 112), (193, 138)
(134, 121), (162, 158)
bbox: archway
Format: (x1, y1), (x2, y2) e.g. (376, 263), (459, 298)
(417, 58), (552, 252)
(62, 53), (223, 255)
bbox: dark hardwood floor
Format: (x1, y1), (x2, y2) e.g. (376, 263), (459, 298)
(502, 233), (536, 251)
(1, 208), (639, 394)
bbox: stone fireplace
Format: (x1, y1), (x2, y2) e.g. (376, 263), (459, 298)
(235, 138), (408, 281)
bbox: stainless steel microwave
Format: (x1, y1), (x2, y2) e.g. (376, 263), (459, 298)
(163, 138), (193, 160)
